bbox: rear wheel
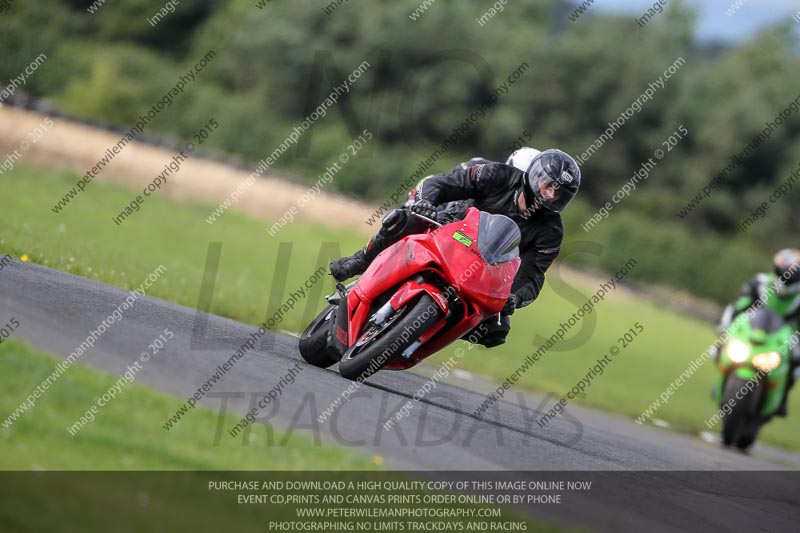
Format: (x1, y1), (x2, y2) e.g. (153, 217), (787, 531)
(338, 294), (441, 381)
(299, 305), (340, 368)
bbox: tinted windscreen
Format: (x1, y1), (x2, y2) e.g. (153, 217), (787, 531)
(747, 307), (786, 334)
(477, 212), (520, 265)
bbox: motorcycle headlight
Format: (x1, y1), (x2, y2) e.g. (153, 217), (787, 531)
(726, 339), (751, 363)
(752, 351), (782, 372)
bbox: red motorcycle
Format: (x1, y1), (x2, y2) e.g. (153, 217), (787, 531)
(299, 207), (521, 381)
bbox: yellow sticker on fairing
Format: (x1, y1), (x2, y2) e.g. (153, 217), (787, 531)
(453, 231), (473, 247)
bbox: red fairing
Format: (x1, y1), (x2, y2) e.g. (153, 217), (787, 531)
(345, 242), (445, 346)
(347, 208), (520, 368)
(387, 279), (449, 314)
(429, 214), (518, 313)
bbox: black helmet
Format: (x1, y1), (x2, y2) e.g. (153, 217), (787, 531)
(522, 149), (581, 213)
(773, 248), (800, 294)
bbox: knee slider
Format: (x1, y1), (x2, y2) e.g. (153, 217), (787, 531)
(480, 333), (507, 348)
(381, 208), (408, 236)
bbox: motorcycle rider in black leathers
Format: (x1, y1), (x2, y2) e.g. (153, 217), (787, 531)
(329, 148), (581, 348)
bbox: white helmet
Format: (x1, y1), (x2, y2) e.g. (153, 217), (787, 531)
(506, 147), (541, 172)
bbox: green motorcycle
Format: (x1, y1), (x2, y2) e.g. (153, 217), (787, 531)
(713, 307), (794, 451)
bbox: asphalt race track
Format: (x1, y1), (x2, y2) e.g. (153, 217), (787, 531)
(2, 260), (798, 532)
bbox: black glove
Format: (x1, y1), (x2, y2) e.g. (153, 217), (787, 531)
(409, 199), (437, 219)
(501, 293), (518, 316)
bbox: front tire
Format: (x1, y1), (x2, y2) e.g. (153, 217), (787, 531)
(299, 305), (340, 368)
(721, 375), (762, 449)
(338, 294), (441, 381)
(736, 427), (760, 452)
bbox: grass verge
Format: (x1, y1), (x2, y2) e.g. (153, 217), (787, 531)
(0, 340), (565, 532)
(0, 339), (375, 470)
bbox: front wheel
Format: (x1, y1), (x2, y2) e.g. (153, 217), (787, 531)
(736, 426), (761, 452)
(299, 305), (340, 368)
(338, 294), (441, 381)
(721, 375), (762, 450)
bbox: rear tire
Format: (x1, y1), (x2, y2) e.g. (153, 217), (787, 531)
(338, 294), (441, 381)
(299, 305), (340, 368)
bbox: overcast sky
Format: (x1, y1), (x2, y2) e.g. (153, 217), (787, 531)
(594, 0), (800, 42)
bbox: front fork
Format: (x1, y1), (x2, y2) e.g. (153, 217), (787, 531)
(327, 281), (351, 357)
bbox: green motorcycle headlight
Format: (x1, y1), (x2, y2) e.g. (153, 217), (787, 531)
(752, 351), (782, 372)
(726, 338), (750, 363)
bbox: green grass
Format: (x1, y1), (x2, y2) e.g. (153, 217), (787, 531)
(0, 339), (566, 532)
(1, 165), (798, 451)
(1, 165), (364, 332)
(0, 339), (375, 470)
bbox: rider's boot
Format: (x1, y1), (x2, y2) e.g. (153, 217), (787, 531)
(330, 249), (367, 282)
(329, 209), (412, 282)
(777, 366), (798, 417)
(329, 234), (387, 282)
(777, 393), (789, 417)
